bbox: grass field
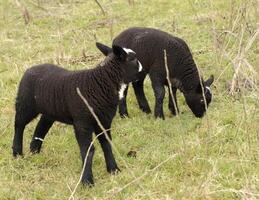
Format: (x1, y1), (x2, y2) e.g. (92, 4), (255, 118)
(0, 0), (258, 199)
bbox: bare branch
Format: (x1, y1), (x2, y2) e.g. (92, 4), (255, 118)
(164, 49), (179, 116)
(94, 0), (106, 16)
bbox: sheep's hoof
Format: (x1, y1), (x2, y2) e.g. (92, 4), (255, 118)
(13, 152), (23, 158)
(155, 113), (165, 120)
(169, 108), (178, 115)
(81, 178), (94, 187)
(120, 113), (129, 118)
(30, 140), (42, 154)
(12, 147), (23, 158)
(108, 166), (121, 174)
(140, 106), (151, 114)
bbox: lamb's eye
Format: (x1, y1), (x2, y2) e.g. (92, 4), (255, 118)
(200, 99), (204, 103)
(127, 55), (135, 61)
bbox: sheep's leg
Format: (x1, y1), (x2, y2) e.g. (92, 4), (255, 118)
(168, 87), (179, 116)
(118, 85), (129, 118)
(13, 106), (38, 157)
(30, 115), (54, 154)
(151, 82), (165, 119)
(95, 126), (120, 174)
(13, 122), (26, 157)
(132, 79), (151, 114)
(73, 123), (95, 186)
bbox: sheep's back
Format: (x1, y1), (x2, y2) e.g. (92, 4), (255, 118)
(115, 28), (191, 68)
(23, 64), (72, 121)
(113, 27), (199, 89)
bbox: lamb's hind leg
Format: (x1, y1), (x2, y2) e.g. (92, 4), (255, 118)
(150, 79), (165, 119)
(30, 115), (54, 154)
(95, 126), (120, 174)
(132, 79), (151, 114)
(13, 104), (38, 157)
(73, 122), (95, 186)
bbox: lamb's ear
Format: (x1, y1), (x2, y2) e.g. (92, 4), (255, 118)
(204, 75), (214, 86)
(96, 42), (112, 56)
(112, 45), (127, 61)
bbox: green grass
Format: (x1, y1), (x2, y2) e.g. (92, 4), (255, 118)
(0, 0), (258, 199)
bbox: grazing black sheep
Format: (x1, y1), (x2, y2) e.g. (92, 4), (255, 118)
(113, 27), (214, 119)
(12, 42), (143, 186)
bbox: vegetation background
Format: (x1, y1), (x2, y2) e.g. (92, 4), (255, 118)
(0, 0), (258, 199)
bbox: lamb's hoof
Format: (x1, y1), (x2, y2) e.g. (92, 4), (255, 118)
(108, 166), (121, 174)
(12, 147), (23, 158)
(141, 108), (151, 114)
(140, 106), (151, 114)
(120, 113), (129, 118)
(30, 140), (42, 154)
(169, 109), (180, 116)
(82, 177), (94, 187)
(171, 112), (179, 116)
(155, 113), (165, 120)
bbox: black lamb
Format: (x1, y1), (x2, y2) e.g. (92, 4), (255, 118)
(113, 27), (214, 119)
(12, 42), (143, 186)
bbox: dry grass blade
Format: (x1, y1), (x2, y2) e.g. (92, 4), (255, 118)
(244, 28), (259, 54)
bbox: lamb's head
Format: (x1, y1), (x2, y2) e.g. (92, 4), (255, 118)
(96, 42), (143, 84)
(184, 75), (214, 118)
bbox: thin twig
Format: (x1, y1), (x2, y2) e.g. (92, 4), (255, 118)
(15, 0), (31, 24)
(94, 0), (106, 16)
(164, 49), (178, 116)
(196, 66), (208, 111)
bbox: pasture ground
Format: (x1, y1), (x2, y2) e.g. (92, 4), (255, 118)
(0, 0), (258, 199)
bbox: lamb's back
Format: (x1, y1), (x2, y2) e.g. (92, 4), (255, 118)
(113, 27), (193, 73)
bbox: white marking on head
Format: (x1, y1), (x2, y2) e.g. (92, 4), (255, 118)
(119, 83), (127, 100)
(123, 47), (135, 54)
(205, 86), (211, 94)
(138, 61), (143, 72)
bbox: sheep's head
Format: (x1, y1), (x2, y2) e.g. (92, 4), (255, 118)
(184, 75), (214, 118)
(96, 42), (142, 84)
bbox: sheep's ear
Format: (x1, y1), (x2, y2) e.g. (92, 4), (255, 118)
(96, 42), (112, 56)
(112, 45), (127, 61)
(204, 75), (214, 86)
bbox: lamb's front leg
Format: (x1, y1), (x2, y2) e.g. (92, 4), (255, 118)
(95, 127), (120, 174)
(118, 85), (129, 118)
(73, 122), (95, 186)
(152, 82), (165, 119)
